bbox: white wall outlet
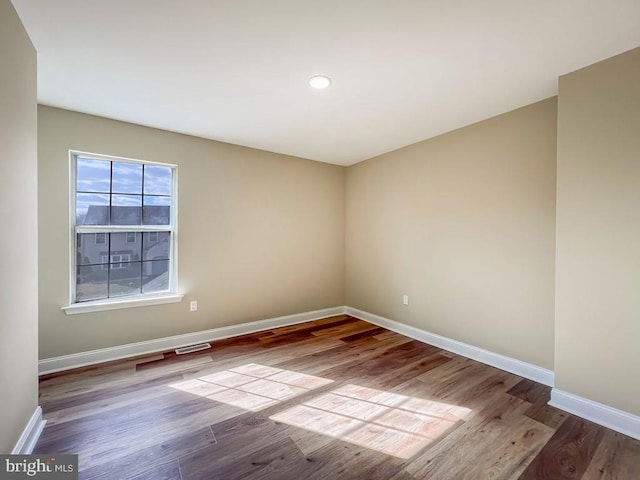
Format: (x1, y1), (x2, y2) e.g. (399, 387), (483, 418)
(190, 300), (198, 312)
(402, 295), (409, 305)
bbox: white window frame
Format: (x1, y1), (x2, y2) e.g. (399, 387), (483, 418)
(100, 253), (132, 270)
(125, 232), (137, 244)
(63, 150), (182, 315)
(110, 253), (131, 269)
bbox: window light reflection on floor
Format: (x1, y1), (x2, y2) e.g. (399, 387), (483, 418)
(169, 364), (472, 459)
(168, 363), (333, 411)
(271, 384), (471, 459)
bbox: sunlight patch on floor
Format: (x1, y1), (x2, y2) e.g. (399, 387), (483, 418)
(168, 363), (333, 411)
(270, 384), (472, 459)
(169, 364), (471, 459)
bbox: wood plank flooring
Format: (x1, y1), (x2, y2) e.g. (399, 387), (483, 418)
(35, 315), (640, 479)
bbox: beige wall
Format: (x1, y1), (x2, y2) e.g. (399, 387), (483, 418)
(346, 98), (557, 370)
(555, 47), (640, 415)
(32, 39), (640, 424)
(38, 106), (345, 359)
(0, 0), (39, 453)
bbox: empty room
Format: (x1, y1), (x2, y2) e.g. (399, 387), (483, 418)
(1, 0), (639, 479)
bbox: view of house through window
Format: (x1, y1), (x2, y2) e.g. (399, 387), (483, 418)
(73, 152), (176, 303)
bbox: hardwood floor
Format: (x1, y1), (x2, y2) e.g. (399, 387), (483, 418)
(35, 315), (640, 479)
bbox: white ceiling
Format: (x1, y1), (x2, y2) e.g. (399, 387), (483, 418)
(11, 0), (640, 166)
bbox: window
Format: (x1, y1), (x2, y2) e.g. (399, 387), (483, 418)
(100, 254), (132, 270)
(71, 151), (177, 304)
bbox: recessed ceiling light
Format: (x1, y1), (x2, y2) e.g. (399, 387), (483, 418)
(309, 75), (332, 89)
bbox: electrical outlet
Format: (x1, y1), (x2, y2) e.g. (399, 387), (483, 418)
(190, 300), (198, 312)
(402, 295), (409, 306)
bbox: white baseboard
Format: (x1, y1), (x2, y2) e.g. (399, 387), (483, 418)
(37, 304), (640, 442)
(12, 406), (46, 454)
(39, 306), (346, 375)
(550, 389), (640, 440)
(347, 307), (640, 439)
(345, 307), (555, 387)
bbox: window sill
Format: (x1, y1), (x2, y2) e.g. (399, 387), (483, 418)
(62, 293), (184, 315)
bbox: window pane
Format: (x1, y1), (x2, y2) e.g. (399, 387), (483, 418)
(142, 260), (170, 293)
(143, 232), (170, 260)
(109, 261), (142, 297)
(77, 193), (109, 225)
(94, 232), (107, 245)
(76, 265), (108, 302)
(112, 162), (143, 194)
(77, 233), (110, 266)
(111, 194), (142, 225)
(74, 154), (176, 304)
(143, 196), (170, 225)
(111, 232), (142, 262)
(77, 157), (111, 193)
(144, 165), (172, 195)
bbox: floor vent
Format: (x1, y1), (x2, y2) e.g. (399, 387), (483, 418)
(175, 343), (211, 355)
